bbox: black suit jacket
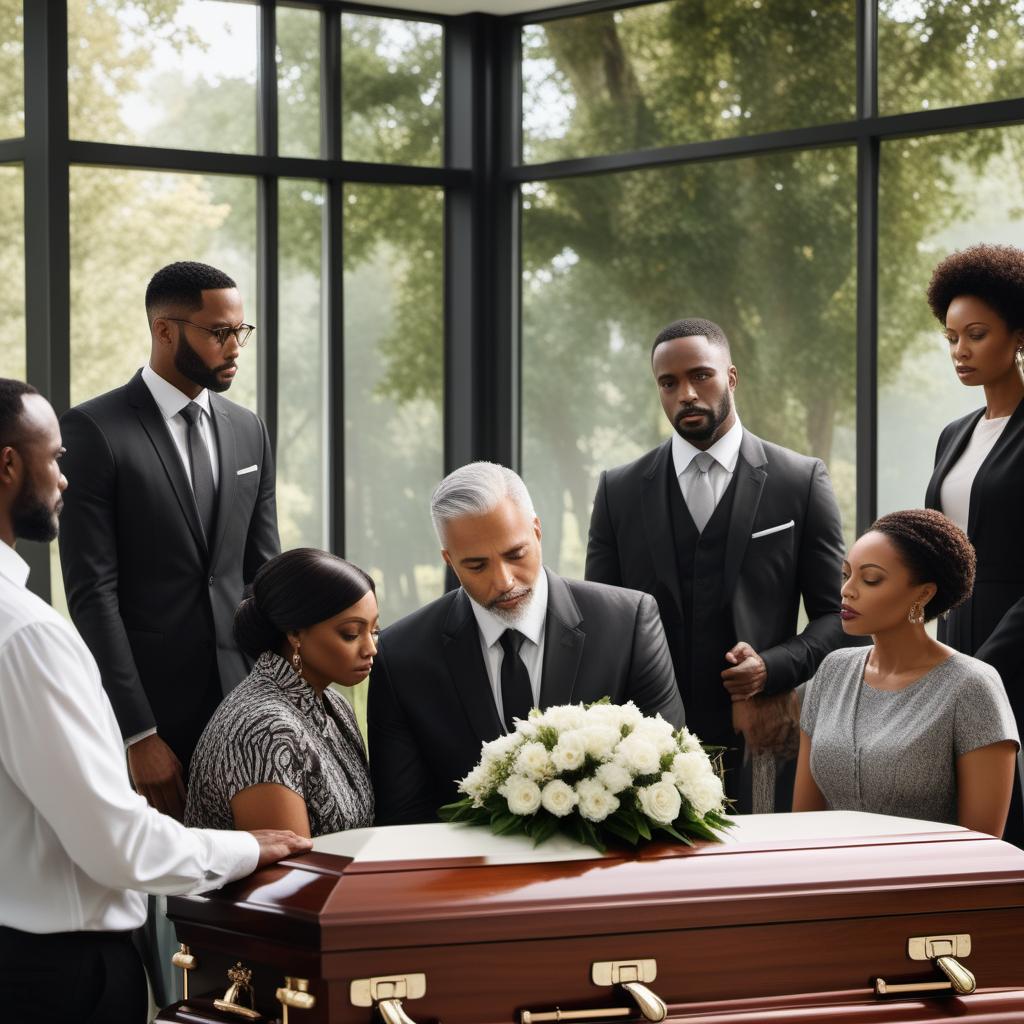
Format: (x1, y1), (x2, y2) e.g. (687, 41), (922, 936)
(58, 369), (281, 763)
(925, 399), (1024, 712)
(586, 430), (850, 719)
(368, 569), (684, 825)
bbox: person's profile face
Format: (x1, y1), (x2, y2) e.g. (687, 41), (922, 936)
(7, 394), (68, 543)
(839, 531), (933, 636)
(944, 294), (1024, 390)
(441, 497), (543, 618)
(293, 589), (380, 689)
(170, 287), (246, 393)
(652, 335), (737, 447)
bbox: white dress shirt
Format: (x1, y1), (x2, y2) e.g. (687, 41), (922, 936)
(0, 541), (258, 934)
(939, 413), (1010, 533)
(141, 363), (220, 487)
(672, 417), (744, 517)
(468, 568), (549, 731)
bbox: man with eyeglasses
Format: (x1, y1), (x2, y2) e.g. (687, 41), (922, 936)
(58, 261), (279, 819)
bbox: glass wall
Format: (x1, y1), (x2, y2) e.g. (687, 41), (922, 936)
(0, 164), (24, 380)
(0, 0), (23, 140)
(277, 4), (321, 159)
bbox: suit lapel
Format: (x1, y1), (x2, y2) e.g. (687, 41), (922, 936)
(539, 570), (584, 709)
(967, 398), (1024, 536)
(641, 441), (683, 614)
(126, 370), (207, 556)
(722, 431), (767, 603)
(209, 396), (238, 564)
(925, 408), (984, 511)
(441, 590), (503, 743)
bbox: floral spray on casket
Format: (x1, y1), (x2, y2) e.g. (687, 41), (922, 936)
(439, 699), (732, 851)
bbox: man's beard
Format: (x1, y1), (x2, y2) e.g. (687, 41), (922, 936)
(673, 389), (732, 443)
(175, 328), (234, 393)
(486, 584), (536, 626)
(12, 487), (61, 543)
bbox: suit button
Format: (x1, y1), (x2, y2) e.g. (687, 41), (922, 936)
(208, 575), (215, 587)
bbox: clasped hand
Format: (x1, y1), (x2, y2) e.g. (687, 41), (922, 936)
(721, 640), (766, 701)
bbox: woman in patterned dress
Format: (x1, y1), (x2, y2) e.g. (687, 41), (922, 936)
(185, 548), (377, 837)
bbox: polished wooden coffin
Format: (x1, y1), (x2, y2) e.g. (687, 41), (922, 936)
(157, 812), (1024, 1024)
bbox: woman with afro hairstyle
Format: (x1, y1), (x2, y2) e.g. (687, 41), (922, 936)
(923, 242), (1024, 843)
(794, 510), (1019, 836)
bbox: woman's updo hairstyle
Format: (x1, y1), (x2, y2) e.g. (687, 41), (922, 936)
(869, 509), (975, 622)
(234, 548), (375, 658)
(926, 243), (1024, 329)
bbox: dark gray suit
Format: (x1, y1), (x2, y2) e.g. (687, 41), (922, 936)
(58, 368), (280, 769)
(368, 568), (684, 825)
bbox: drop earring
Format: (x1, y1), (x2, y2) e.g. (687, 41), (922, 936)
(291, 643), (303, 675)
(908, 602), (925, 625)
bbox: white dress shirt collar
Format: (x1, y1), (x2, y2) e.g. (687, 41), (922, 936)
(0, 541), (30, 588)
(141, 363), (212, 421)
(672, 416), (743, 479)
(467, 564), (549, 649)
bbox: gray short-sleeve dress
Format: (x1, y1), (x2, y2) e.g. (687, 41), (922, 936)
(184, 651), (374, 835)
(801, 646), (1019, 824)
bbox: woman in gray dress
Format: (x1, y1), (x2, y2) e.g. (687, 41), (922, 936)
(185, 548), (377, 837)
(793, 509), (1019, 836)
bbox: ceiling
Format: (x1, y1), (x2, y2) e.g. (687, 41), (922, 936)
(354, 0), (588, 15)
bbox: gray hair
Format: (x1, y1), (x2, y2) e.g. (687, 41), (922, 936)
(430, 462), (536, 543)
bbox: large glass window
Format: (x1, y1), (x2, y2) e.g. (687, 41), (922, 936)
(877, 124), (1024, 515)
(0, 164), (24, 380)
(0, 0), (23, 140)
(522, 0), (856, 164)
(278, 178), (327, 550)
(277, 4), (321, 159)
(67, 0), (259, 154)
(68, 167), (258, 408)
(342, 13), (443, 165)
(879, 0), (1024, 115)
(521, 147), (858, 577)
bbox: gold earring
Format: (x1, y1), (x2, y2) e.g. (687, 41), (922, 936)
(1016, 347), (1024, 384)
(291, 644), (303, 675)
(908, 602), (925, 625)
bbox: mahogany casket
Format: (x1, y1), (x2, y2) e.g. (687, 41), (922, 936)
(156, 811), (1024, 1024)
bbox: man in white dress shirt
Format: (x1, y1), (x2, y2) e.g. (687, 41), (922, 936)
(0, 378), (310, 1023)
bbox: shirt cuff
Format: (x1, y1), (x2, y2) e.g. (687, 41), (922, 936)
(197, 829), (262, 889)
(124, 727), (157, 750)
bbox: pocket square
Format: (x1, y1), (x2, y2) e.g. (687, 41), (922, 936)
(751, 519), (795, 539)
(236, 464), (258, 476)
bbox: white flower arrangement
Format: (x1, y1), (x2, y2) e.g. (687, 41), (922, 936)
(439, 700), (731, 851)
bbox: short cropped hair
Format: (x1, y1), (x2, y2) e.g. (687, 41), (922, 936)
(870, 509), (975, 622)
(430, 462), (536, 543)
(0, 378), (39, 447)
(926, 243), (1024, 330)
(145, 261), (237, 319)
(651, 317), (731, 360)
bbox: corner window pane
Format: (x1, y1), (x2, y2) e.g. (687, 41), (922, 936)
(877, 125), (1024, 515)
(69, 167), (258, 408)
(0, 164), (24, 380)
(522, 0), (856, 165)
(879, 0), (1024, 115)
(0, 0), (23, 140)
(342, 14), (443, 166)
(522, 148), (858, 578)
(68, 0), (258, 154)
(277, 5), (321, 159)
(278, 179), (327, 549)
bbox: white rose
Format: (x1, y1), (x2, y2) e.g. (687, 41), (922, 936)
(458, 763), (494, 806)
(633, 717), (678, 755)
(614, 732), (661, 775)
(575, 778), (620, 823)
(481, 732), (524, 767)
(578, 725), (620, 761)
(636, 776), (683, 825)
(582, 703), (625, 728)
(677, 727), (703, 754)
(541, 705), (587, 732)
(541, 779), (579, 817)
(498, 775), (542, 815)
(671, 750), (714, 787)
(551, 731), (588, 772)
(514, 741), (555, 782)
(616, 702), (644, 730)
(595, 761), (633, 794)
(679, 770), (725, 818)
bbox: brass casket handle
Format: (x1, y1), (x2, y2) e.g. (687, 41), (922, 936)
(875, 933), (976, 998)
(277, 976), (316, 1023)
(521, 960), (668, 1024)
(351, 973), (426, 1024)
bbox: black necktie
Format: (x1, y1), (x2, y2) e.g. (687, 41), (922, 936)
(179, 402), (216, 543)
(499, 629), (533, 733)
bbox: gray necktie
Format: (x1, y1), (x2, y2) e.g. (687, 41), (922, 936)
(688, 451), (716, 533)
(179, 402), (216, 543)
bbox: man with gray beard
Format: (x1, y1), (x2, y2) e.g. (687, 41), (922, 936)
(368, 462), (683, 825)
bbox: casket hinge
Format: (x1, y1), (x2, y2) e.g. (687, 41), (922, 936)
(520, 961), (667, 1024)
(351, 973), (427, 1024)
(874, 933), (976, 998)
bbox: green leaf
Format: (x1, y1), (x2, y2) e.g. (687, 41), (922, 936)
(491, 812), (521, 835)
(602, 813), (640, 845)
(529, 813), (560, 846)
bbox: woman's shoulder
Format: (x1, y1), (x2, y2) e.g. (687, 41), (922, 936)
(816, 646), (869, 681)
(940, 651), (1005, 693)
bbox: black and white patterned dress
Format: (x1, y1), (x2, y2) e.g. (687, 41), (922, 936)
(184, 652), (374, 835)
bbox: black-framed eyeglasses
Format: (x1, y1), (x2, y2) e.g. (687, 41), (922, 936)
(165, 318), (255, 347)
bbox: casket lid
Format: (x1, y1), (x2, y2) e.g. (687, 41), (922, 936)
(170, 811), (1024, 953)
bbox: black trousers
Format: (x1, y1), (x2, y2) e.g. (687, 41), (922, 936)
(0, 925), (148, 1024)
